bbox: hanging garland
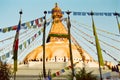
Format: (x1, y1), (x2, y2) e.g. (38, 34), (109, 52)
(48, 11), (120, 16)
(0, 17), (44, 33)
(51, 62), (78, 78)
(71, 19), (120, 37)
(72, 24), (119, 62)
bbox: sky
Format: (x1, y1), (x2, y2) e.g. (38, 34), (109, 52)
(0, 0), (120, 64)
(0, 0), (119, 27)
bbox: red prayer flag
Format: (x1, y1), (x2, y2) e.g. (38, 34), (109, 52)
(13, 20), (21, 72)
(56, 71), (60, 76)
(35, 19), (39, 25)
(12, 25), (17, 30)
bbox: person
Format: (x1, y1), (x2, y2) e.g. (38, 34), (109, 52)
(40, 58), (42, 62)
(47, 69), (51, 80)
(73, 76), (76, 80)
(55, 56), (57, 62)
(64, 56), (66, 62)
(46, 57), (48, 62)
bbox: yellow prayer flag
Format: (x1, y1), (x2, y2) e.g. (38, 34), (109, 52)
(26, 22), (31, 28)
(92, 18), (104, 66)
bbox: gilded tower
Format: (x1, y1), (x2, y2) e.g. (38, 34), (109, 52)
(47, 3), (68, 42)
(24, 3), (95, 66)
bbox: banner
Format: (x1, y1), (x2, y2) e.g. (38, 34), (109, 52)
(13, 19), (21, 72)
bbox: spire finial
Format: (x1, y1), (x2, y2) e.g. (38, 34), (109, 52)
(55, 3), (58, 7)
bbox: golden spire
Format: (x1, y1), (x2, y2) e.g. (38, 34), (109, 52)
(47, 3), (68, 42)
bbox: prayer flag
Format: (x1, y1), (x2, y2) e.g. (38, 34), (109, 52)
(26, 22), (31, 28)
(8, 27), (12, 32)
(23, 42), (26, 48)
(51, 73), (56, 77)
(19, 44), (22, 50)
(31, 20), (34, 26)
(39, 18), (43, 22)
(35, 19), (39, 25)
(38, 24), (41, 27)
(0, 29), (2, 32)
(56, 71), (60, 76)
(12, 25), (17, 30)
(61, 69), (65, 73)
(27, 39), (31, 45)
(118, 23), (120, 33)
(92, 17), (104, 66)
(2, 28), (8, 33)
(13, 20), (21, 72)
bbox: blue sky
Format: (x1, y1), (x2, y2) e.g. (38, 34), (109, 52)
(0, 0), (120, 64)
(0, 0), (119, 27)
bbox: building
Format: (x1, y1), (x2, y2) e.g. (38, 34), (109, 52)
(23, 3), (99, 68)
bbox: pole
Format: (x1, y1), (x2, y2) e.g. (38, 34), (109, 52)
(114, 12), (120, 34)
(14, 71), (16, 80)
(90, 11), (103, 80)
(43, 11), (47, 79)
(14, 10), (22, 80)
(66, 10), (75, 80)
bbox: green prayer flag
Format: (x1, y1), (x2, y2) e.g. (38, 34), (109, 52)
(51, 73), (56, 77)
(19, 44), (22, 50)
(65, 67), (69, 70)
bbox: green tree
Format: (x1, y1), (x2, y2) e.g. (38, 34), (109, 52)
(0, 62), (12, 80)
(68, 67), (98, 80)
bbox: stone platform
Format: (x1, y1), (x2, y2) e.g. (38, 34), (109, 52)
(11, 62), (111, 80)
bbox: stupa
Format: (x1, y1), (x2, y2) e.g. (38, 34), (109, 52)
(23, 3), (98, 68)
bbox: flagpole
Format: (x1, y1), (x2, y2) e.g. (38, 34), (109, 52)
(43, 11), (47, 79)
(66, 10), (75, 80)
(90, 11), (103, 80)
(114, 12), (120, 34)
(13, 10), (22, 80)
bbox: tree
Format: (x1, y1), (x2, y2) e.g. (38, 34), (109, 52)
(0, 61), (12, 80)
(67, 67), (98, 80)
